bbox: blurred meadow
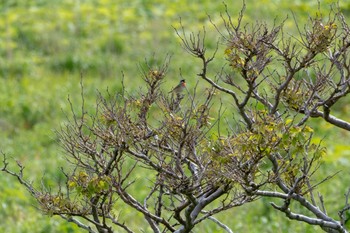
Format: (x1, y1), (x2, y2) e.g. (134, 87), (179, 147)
(1, 0), (350, 232)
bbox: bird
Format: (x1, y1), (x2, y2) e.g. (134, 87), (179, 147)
(169, 79), (186, 94)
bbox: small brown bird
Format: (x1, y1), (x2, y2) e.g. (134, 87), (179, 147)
(169, 79), (186, 94)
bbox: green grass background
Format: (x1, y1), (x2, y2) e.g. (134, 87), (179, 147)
(1, 0), (350, 232)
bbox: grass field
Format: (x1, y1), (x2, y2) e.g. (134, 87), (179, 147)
(1, 0), (350, 232)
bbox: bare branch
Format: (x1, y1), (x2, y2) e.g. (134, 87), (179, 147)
(60, 215), (97, 233)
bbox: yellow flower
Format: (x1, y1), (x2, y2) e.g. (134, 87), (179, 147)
(224, 48), (232, 55)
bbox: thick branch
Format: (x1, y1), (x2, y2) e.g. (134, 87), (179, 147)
(310, 109), (350, 131)
(270, 203), (346, 233)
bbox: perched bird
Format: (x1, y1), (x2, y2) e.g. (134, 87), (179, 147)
(169, 79), (186, 94)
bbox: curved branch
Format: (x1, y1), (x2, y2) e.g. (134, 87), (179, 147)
(309, 109), (350, 131)
(270, 203), (345, 233)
